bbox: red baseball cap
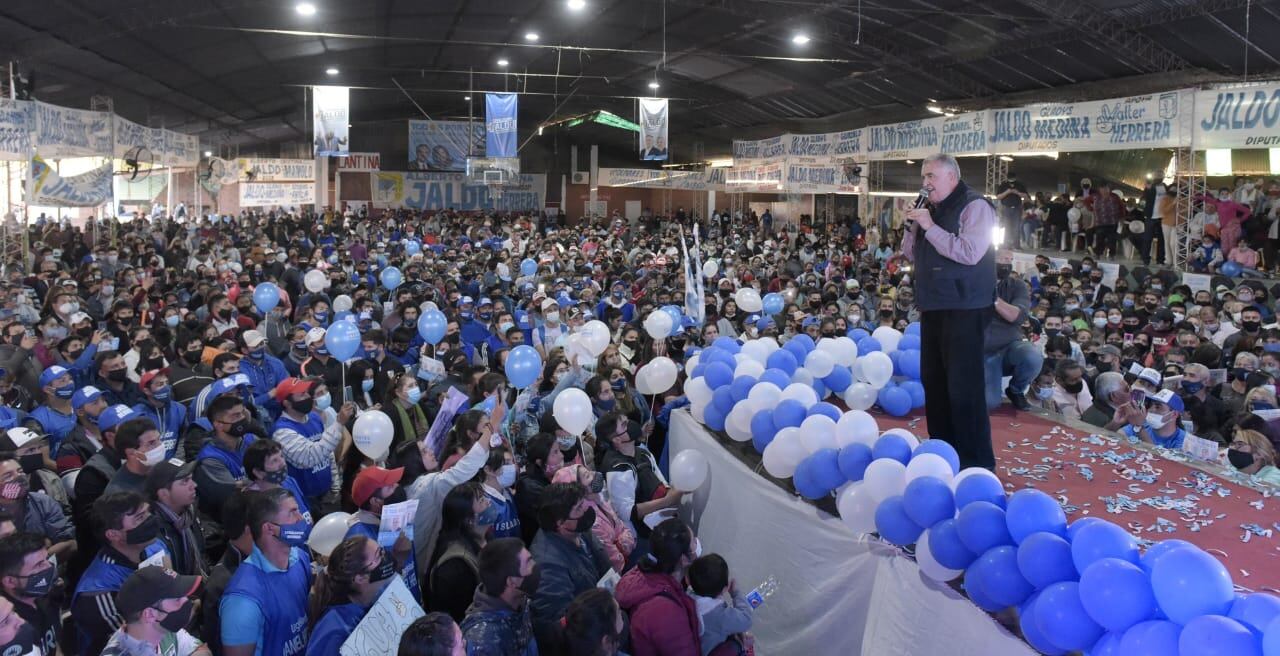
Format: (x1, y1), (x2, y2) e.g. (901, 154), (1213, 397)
(139, 368), (171, 390)
(273, 377), (315, 403)
(351, 466), (405, 507)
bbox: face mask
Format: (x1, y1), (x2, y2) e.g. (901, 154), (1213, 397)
(1233, 367), (1250, 382)
(498, 463), (517, 488)
(20, 564), (56, 598)
(0, 473), (28, 500)
(139, 445), (166, 467)
(1122, 299), (1135, 308)
(1244, 320), (1261, 333)
(54, 383), (75, 399)
(1045, 328), (1060, 338)
(1064, 304), (1079, 313)
(248, 348), (265, 360)
(1240, 294), (1255, 303)
(1092, 318), (1107, 328)
(368, 551), (397, 584)
(557, 435), (577, 451)
(165, 315), (180, 328)
(1265, 366), (1280, 378)
(274, 519), (311, 547)
(1145, 412), (1169, 429)
(573, 507), (596, 533)
(293, 340), (308, 352)
(290, 397), (315, 415)
(361, 379), (375, 392)
(589, 471), (605, 494)
(597, 398), (616, 412)
(405, 387), (422, 404)
(517, 563), (542, 596)
(1182, 380), (1204, 394)
(314, 311), (329, 323)
(499, 322), (514, 335)
(217, 308), (232, 321)
(152, 386), (172, 404)
(314, 393), (331, 411)
(107, 369), (128, 383)
(1171, 312), (1185, 323)
(126, 514), (161, 545)
(182, 350), (203, 366)
(1061, 379), (1083, 394)
(155, 600), (194, 633)
(58, 303), (76, 315)
(263, 468), (287, 485)
(1228, 448), (1255, 470)
(1035, 387), (1054, 400)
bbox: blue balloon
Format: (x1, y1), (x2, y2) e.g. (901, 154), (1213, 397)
(807, 402), (842, 423)
(954, 474), (1007, 509)
(252, 282), (281, 313)
(1071, 521), (1139, 573)
(751, 410), (776, 453)
(1138, 539), (1195, 574)
(902, 476), (955, 528)
(1149, 546), (1234, 624)
(823, 366), (852, 393)
(969, 545), (1034, 609)
(857, 336), (882, 353)
(1078, 558), (1157, 633)
(1089, 632), (1124, 656)
(1178, 616), (1257, 656)
(964, 573), (1008, 613)
(904, 322), (921, 336)
(872, 434), (913, 464)
(703, 362), (734, 390)
(704, 402), (728, 432)
(837, 443), (873, 482)
(792, 456), (828, 500)
(1118, 620), (1181, 656)
(929, 518), (977, 570)
(772, 399), (807, 431)
(1020, 593), (1068, 656)
(1017, 532), (1079, 589)
(712, 386), (737, 416)
(1006, 489), (1068, 543)
(729, 376), (756, 403)
(661, 306), (683, 337)
(888, 350), (903, 376)
(956, 501), (1014, 554)
(766, 349), (799, 376)
(899, 380), (925, 408)
(380, 266), (403, 291)
(878, 386), (912, 417)
(783, 340), (809, 363)
(1228, 593), (1280, 632)
(790, 333), (816, 352)
(504, 345), (543, 389)
(690, 365), (707, 379)
(849, 328), (870, 342)
(520, 258), (538, 276)
(1222, 260), (1243, 277)
(418, 310), (447, 344)
(762, 293), (785, 316)
(405, 240), (422, 256)
(1067, 517), (1107, 541)
(332, 310), (354, 324)
(898, 334), (921, 351)
(713, 336), (742, 354)
(701, 348), (737, 368)
(1034, 582), (1105, 652)
(323, 321), (360, 361)
(760, 368), (792, 390)
(810, 377), (827, 400)
(912, 439), (960, 474)
(809, 448), (845, 492)
(875, 496), (924, 546)
(899, 349), (922, 380)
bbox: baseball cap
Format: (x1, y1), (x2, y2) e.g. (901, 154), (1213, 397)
(273, 377), (316, 403)
(138, 369), (171, 390)
(802, 316), (821, 329)
(351, 466), (405, 507)
(1153, 308), (1175, 323)
(305, 327), (327, 346)
(845, 279), (860, 290)
(115, 566), (202, 618)
(1150, 388), (1185, 413)
(478, 298), (493, 307)
(145, 458), (197, 495)
(98, 404), (139, 433)
(72, 386), (105, 412)
(0, 427), (44, 451)
(541, 299), (559, 312)
(1095, 344), (1121, 359)
(243, 330), (266, 348)
(38, 366), (71, 389)
(1137, 367), (1163, 388)
(456, 296), (474, 307)
(757, 316), (775, 331)
(69, 312), (92, 326)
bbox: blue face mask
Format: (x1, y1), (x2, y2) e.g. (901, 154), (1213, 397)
(248, 348), (265, 360)
(274, 520), (311, 547)
(1265, 343), (1280, 354)
(316, 346), (329, 356)
(165, 315), (180, 328)
(152, 385), (172, 403)
(597, 397), (616, 411)
(1122, 298), (1135, 308)
(406, 387), (422, 404)
(611, 379), (626, 391)
(54, 383), (75, 399)
(1253, 403), (1276, 412)
(1181, 380), (1204, 395)
(294, 340), (308, 352)
(314, 393), (331, 411)
(362, 379), (374, 392)
(460, 311), (473, 321)
(314, 312), (328, 323)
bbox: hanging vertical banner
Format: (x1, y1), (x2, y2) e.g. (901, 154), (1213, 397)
(639, 98), (669, 161)
(484, 93), (518, 159)
(312, 86), (350, 157)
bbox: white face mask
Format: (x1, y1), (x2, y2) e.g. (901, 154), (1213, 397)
(498, 463), (517, 488)
(140, 445), (166, 467)
(545, 312), (560, 324)
(1145, 412), (1168, 429)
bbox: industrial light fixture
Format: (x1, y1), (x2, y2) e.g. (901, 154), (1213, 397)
(792, 33), (811, 45)
(998, 155), (1013, 162)
(295, 2), (316, 16)
(325, 67), (339, 76)
(464, 95), (471, 101)
(648, 81), (660, 90)
(497, 59), (509, 67)
(567, 0), (586, 10)
(203, 150), (212, 157)
(926, 105), (945, 114)
(525, 32), (539, 41)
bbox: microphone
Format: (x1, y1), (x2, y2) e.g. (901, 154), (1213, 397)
(904, 188), (930, 232)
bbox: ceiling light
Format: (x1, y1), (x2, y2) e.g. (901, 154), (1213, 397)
(998, 155), (1014, 162)
(648, 81), (660, 90)
(497, 59), (509, 67)
(567, 0), (586, 10)
(295, 2), (316, 16)
(464, 95), (471, 101)
(325, 67), (339, 76)
(525, 32), (539, 41)
(792, 33), (810, 45)
(203, 150), (212, 158)
(926, 105), (944, 114)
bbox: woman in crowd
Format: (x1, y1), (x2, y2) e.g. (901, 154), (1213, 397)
(307, 535), (400, 655)
(386, 371), (431, 450)
(615, 518), (703, 655)
(428, 482), (489, 622)
(552, 463), (635, 573)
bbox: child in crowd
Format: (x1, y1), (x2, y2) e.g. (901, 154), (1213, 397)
(687, 553), (755, 656)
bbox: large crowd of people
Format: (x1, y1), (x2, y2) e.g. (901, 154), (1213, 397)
(0, 178), (1277, 655)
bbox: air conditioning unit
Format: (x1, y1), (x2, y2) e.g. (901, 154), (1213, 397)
(571, 172), (589, 185)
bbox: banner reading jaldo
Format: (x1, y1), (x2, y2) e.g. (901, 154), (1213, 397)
(866, 117), (943, 161)
(597, 168), (726, 191)
(0, 100), (36, 162)
(29, 155), (112, 207)
(235, 158), (316, 182)
(407, 120), (484, 171)
(239, 182), (316, 207)
(639, 98), (669, 161)
(312, 85), (350, 157)
(485, 93), (518, 159)
(35, 102), (113, 160)
(989, 89), (1191, 154)
(1193, 83), (1280, 149)
(371, 171), (546, 212)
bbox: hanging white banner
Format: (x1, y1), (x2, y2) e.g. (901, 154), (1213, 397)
(598, 168), (726, 191)
(239, 182), (316, 207)
(35, 102), (113, 159)
(313, 85), (350, 156)
(866, 117), (944, 161)
(112, 116), (165, 161)
(732, 136), (786, 164)
(989, 89), (1191, 154)
(235, 158), (316, 182)
(726, 162), (784, 193)
(783, 161), (863, 194)
(162, 131), (200, 167)
(0, 100), (35, 161)
(1193, 83), (1280, 149)
(939, 111), (988, 156)
(639, 98), (669, 161)
(30, 155), (112, 206)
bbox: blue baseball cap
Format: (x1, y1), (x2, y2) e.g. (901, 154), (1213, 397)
(456, 296), (474, 308)
(98, 404), (138, 433)
(72, 386), (105, 412)
(802, 316), (821, 329)
(38, 366), (71, 389)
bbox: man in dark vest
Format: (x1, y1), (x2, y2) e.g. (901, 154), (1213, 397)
(902, 153), (998, 469)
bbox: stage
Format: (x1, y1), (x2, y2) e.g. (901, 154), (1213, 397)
(668, 406), (1278, 655)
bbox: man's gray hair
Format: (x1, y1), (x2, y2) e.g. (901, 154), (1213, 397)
(1185, 362), (1210, 379)
(1095, 371), (1127, 399)
(922, 153), (961, 179)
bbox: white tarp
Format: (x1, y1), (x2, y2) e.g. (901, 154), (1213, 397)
(866, 117), (944, 161)
(0, 99), (35, 161)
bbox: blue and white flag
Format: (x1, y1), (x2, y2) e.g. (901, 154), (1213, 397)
(485, 93), (518, 159)
(29, 155), (111, 207)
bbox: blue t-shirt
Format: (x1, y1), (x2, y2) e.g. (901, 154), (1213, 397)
(221, 545), (313, 656)
(32, 405), (76, 453)
(1123, 424), (1186, 450)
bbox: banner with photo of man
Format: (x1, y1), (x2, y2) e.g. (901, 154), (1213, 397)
(639, 98), (669, 161)
(312, 85), (350, 156)
(407, 120), (485, 171)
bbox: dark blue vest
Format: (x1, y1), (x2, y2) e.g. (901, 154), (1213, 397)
(912, 180), (997, 312)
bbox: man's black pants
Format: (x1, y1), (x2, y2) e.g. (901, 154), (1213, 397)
(920, 307), (996, 470)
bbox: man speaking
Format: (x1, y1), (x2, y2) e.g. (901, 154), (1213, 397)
(901, 154), (998, 469)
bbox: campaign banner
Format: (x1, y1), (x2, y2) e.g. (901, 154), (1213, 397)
(783, 161), (862, 194)
(940, 111), (988, 156)
(485, 93), (518, 159)
(30, 155), (111, 206)
(726, 162), (784, 193)
(112, 116), (163, 160)
(786, 133), (835, 166)
(238, 182), (316, 207)
(236, 158), (316, 182)
(866, 117), (943, 161)
(731, 136), (785, 164)
(598, 168), (726, 191)
(0, 100), (35, 161)
(407, 120), (484, 171)
(34, 102), (113, 159)
(162, 131), (200, 167)
(312, 85), (350, 156)
(338, 152), (381, 171)
(371, 171), (546, 212)
(639, 98), (669, 161)
(989, 89), (1190, 154)
(833, 129), (864, 158)
(1193, 83), (1280, 148)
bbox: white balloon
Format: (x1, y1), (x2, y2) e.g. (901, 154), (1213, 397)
(951, 467), (1002, 492)
(757, 337), (781, 354)
(905, 453), (955, 485)
(830, 337), (859, 367)
(636, 357), (678, 394)
(703, 259), (720, 278)
(872, 326), (904, 353)
(851, 357), (866, 383)
(741, 340), (770, 364)
(915, 528), (964, 582)
(747, 382), (782, 408)
(791, 368), (815, 387)
(686, 354), (701, 373)
(798, 415), (839, 453)
(734, 359), (765, 379)
(332, 294), (353, 313)
(671, 450), (710, 491)
(580, 320), (611, 357)
(860, 352), (894, 389)
(779, 383), (818, 408)
(762, 427), (807, 478)
(304, 269), (327, 293)
(837, 483), (878, 535)
(644, 311), (674, 340)
(804, 349), (835, 378)
(553, 388), (593, 436)
(882, 428), (920, 450)
(862, 458), (907, 503)
(352, 410), (394, 460)
(735, 288), (763, 313)
(842, 382), (878, 411)
(684, 377), (713, 406)
(308, 511), (354, 557)
(835, 410), (879, 448)
(725, 413), (753, 442)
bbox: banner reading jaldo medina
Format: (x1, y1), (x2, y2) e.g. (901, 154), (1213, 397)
(239, 182), (316, 207)
(866, 118), (943, 161)
(236, 158), (316, 182)
(1194, 83), (1280, 149)
(989, 89), (1191, 154)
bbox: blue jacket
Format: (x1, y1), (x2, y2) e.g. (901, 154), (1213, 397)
(305, 602), (365, 656)
(461, 591), (539, 656)
(239, 353), (289, 419)
(131, 400), (188, 459)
